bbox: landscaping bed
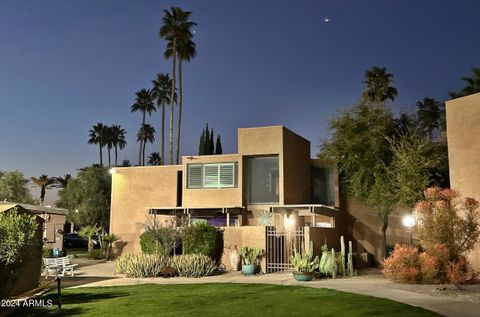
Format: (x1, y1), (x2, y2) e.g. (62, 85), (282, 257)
(11, 283), (441, 317)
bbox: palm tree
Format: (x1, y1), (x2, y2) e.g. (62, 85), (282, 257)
(131, 89), (156, 165)
(103, 126), (114, 167)
(137, 124), (156, 166)
(449, 67), (480, 98)
(55, 174), (72, 189)
(148, 152), (162, 166)
(30, 174), (56, 206)
(160, 6), (196, 165)
(110, 124), (127, 166)
(79, 225), (100, 252)
(166, 37), (197, 164)
(88, 123), (107, 166)
(152, 73), (175, 165)
(417, 98), (443, 139)
(363, 66), (398, 103)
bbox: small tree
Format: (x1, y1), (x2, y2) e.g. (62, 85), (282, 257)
(102, 233), (120, 260)
(0, 171), (36, 204)
(79, 225), (100, 252)
(414, 188), (480, 261)
(0, 207), (40, 298)
(142, 215), (184, 256)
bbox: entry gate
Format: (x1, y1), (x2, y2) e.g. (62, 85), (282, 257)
(266, 226), (305, 273)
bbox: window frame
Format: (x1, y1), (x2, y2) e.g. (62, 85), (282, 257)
(187, 162), (237, 189)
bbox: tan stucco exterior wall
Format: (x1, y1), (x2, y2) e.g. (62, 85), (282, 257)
(110, 165), (181, 253)
(41, 213), (66, 250)
(446, 93), (480, 269)
(283, 128), (311, 204)
(222, 226), (267, 272)
(182, 154), (243, 208)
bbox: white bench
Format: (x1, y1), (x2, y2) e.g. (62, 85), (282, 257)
(43, 256), (78, 278)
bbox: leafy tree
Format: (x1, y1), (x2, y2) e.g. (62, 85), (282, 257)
(215, 135), (223, 155)
(121, 159), (131, 167)
(0, 171), (36, 204)
(152, 73), (175, 165)
(137, 124), (156, 166)
(417, 98), (443, 139)
(160, 6), (196, 164)
(30, 174), (56, 206)
(148, 152), (162, 166)
(204, 123), (211, 154)
(88, 123), (108, 166)
(56, 165), (111, 230)
(0, 207), (40, 298)
(131, 89), (156, 165)
(110, 124), (127, 166)
(54, 174), (72, 189)
(449, 67), (480, 98)
(363, 66), (398, 103)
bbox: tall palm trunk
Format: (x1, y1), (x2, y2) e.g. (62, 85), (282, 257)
(142, 140), (147, 166)
(40, 186), (45, 206)
(169, 38), (176, 165)
(107, 148), (111, 167)
(139, 111), (146, 166)
(161, 100), (165, 165)
(176, 59), (183, 165)
(114, 145), (118, 166)
(99, 144), (103, 166)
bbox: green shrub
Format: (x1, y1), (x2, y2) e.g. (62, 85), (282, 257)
(42, 248), (54, 258)
(88, 250), (105, 260)
(115, 253), (170, 278)
(171, 254), (216, 277)
(0, 207), (40, 298)
(182, 223), (223, 263)
(140, 231), (161, 254)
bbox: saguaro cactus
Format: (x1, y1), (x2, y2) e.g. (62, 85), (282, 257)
(347, 240), (354, 277)
(340, 236), (346, 276)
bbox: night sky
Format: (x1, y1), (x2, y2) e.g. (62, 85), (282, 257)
(1, 0), (479, 204)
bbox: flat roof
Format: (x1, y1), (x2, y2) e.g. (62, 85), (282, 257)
(0, 202), (68, 215)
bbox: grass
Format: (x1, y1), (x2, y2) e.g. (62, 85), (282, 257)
(65, 248), (89, 258)
(12, 283), (442, 317)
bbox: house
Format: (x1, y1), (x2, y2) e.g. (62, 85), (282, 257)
(0, 202), (67, 250)
(110, 126), (411, 271)
(445, 92), (480, 269)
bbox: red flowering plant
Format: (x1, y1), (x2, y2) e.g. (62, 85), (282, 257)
(384, 187), (480, 284)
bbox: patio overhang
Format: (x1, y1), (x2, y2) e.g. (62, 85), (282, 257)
(148, 206), (245, 215)
(267, 204), (338, 217)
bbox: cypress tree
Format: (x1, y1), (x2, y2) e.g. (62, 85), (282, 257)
(204, 124), (211, 154)
(199, 130), (205, 155)
(209, 129), (214, 155)
(215, 135), (223, 154)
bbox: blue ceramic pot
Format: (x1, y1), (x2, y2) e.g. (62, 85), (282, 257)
(242, 264), (256, 275)
(293, 272), (314, 281)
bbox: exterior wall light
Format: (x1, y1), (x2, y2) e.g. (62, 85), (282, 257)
(109, 168), (117, 174)
(402, 215), (416, 245)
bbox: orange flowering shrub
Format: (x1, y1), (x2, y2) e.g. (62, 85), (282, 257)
(445, 257), (469, 285)
(383, 244), (421, 283)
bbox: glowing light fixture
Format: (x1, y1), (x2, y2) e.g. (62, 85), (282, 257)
(109, 168), (117, 175)
(402, 215), (416, 228)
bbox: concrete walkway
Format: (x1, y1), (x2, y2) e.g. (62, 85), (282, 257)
(69, 262), (480, 317)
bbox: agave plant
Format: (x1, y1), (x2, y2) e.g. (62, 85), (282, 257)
(290, 242), (320, 273)
(240, 247), (263, 265)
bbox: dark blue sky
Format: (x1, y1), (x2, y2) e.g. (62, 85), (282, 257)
(1, 0), (479, 191)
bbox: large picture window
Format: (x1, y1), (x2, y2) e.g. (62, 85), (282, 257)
(247, 156), (279, 204)
(187, 163), (237, 189)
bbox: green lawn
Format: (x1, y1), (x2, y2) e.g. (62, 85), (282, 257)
(13, 283), (441, 317)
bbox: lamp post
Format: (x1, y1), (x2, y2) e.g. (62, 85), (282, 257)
(402, 215), (416, 245)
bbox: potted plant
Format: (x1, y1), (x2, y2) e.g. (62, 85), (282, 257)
(240, 246), (262, 275)
(290, 242), (320, 281)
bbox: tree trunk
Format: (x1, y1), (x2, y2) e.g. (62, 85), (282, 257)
(176, 59), (183, 165)
(40, 186), (45, 206)
(161, 100), (165, 165)
(114, 145), (118, 166)
(381, 215), (389, 260)
(138, 139), (143, 166)
(143, 139), (147, 166)
(107, 148), (111, 168)
(99, 144), (103, 166)
(169, 38), (176, 165)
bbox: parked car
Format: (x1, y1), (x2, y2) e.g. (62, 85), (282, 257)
(64, 233), (88, 248)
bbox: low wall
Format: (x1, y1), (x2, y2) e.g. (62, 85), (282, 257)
(222, 226), (267, 273)
(305, 227), (342, 257)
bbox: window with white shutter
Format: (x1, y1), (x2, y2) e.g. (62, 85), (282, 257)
(187, 164), (203, 188)
(187, 162), (237, 189)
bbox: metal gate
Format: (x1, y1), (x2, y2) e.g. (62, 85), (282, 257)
(266, 226), (305, 273)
